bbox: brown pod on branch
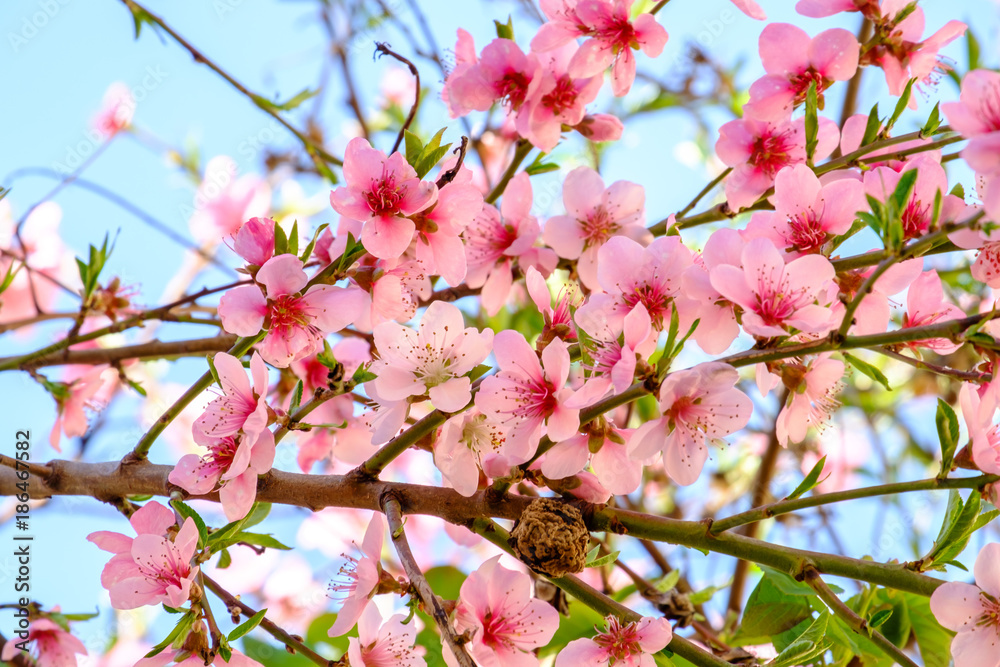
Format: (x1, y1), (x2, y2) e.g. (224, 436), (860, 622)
(509, 498), (589, 577)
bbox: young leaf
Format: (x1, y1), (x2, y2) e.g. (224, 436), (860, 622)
(269, 88), (319, 112)
(289, 380), (304, 414)
(229, 608), (268, 642)
(884, 78), (916, 136)
(860, 103), (881, 147)
(494, 15), (515, 40)
(869, 609), (893, 634)
(922, 102), (941, 136)
(287, 220), (299, 257)
(804, 81), (819, 164)
(585, 550), (620, 569)
(784, 456), (828, 501)
(936, 399), (959, 477)
(767, 612), (832, 667)
(171, 499), (209, 549)
(300, 223), (329, 264)
(843, 353), (892, 391)
(273, 223), (289, 256)
(404, 130), (424, 167)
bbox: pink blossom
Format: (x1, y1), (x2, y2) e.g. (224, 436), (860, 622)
(531, 0), (668, 97)
(839, 259), (923, 336)
(444, 38), (540, 117)
(348, 604), (423, 667)
(92, 82), (134, 136)
(435, 411), (509, 496)
(518, 46), (603, 151)
(770, 355), (845, 446)
(352, 257), (432, 330)
(49, 365), (116, 452)
(544, 166), (652, 290)
(555, 615), (673, 667)
(136, 647), (263, 667)
(195, 352), (270, 444)
(328, 513), (385, 637)
(450, 555), (559, 666)
(951, 175), (1000, 285)
(409, 164), (484, 286)
(746, 164), (865, 255)
(368, 301), (494, 411)
(442, 29), (480, 117)
(525, 266), (580, 343)
(218, 254), (365, 367)
(960, 381), (1000, 475)
(476, 331), (579, 462)
(575, 236), (693, 356)
(1, 618), (87, 667)
(795, 0), (878, 18)
(573, 113), (624, 142)
(863, 156), (967, 241)
(839, 113), (940, 169)
(744, 24), (859, 122)
(929, 543), (1000, 667)
(710, 237), (837, 338)
(87, 501), (200, 610)
(169, 429), (275, 522)
(628, 362), (752, 485)
(677, 229), (743, 355)
(867, 8), (966, 103)
(543, 427), (643, 495)
(900, 270), (965, 354)
(943, 69), (1000, 175)
(716, 115), (839, 211)
(572, 303), (651, 407)
(330, 137), (438, 260)
(188, 156), (271, 243)
(464, 172), (552, 316)
(729, 0), (766, 19)
(233, 216), (276, 266)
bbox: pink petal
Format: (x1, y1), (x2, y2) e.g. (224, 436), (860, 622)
(257, 254), (308, 297)
(218, 285), (268, 336)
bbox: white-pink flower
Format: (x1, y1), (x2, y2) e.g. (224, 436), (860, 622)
(330, 137), (438, 260)
(710, 237), (837, 338)
(769, 354), (846, 446)
(328, 513), (385, 638)
(476, 332), (579, 462)
(930, 542), (1000, 667)
(555, 615), (673, 667)
(628, 362), (752, 486)
(544, 166), (651, 291)
(450, 555), (559, 667)
(900, 270), (966, 355)
(218, 254), (365, 367)
(435, 411), (510, 496)
(348, 604), (424, 667)
(960, 381), (1000, 475)
(195, 352), (270, 444)
(368, 301), (494, 412)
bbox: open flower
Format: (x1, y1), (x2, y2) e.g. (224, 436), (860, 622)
(348, 604), (424, 667)
(555, 615), (673, 667)
(930, 542), (1000, 667)
(330, 137), (438, 259)
(328, 514), (385, 637)
(195, 352), (270, 444)
(218, 254), (365, 367)
(628, 362), (752, 485)
(960, 381), (1000, 475)
(1, 618), (87, 667)
(87, 501), (200, 610)
(451, 555), (559, 666)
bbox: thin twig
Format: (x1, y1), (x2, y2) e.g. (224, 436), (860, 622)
(374, 43), (421, 155)
(382, 494), (476, 667)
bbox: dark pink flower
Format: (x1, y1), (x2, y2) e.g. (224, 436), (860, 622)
(330, 137), (438, 260)
(233, 216), (276, 266)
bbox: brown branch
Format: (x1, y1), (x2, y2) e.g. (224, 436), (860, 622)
(0, 453), (53, 479)
(374, 43), (420, 155)
(382, 494), (476, 667)
(8, 335), (238, 370)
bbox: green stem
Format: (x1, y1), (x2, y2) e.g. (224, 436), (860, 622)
(485, 140), (533, 205)
(804, 567), (921, 667)
(469, 518), (734, 667)
(676, 168), (731, 218)
(128, 333), (263, 461)
(710, 474), (999, 534)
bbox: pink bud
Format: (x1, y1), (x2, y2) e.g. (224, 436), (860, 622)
(574, 114), (623, 142)
(234, 217), (276, 266)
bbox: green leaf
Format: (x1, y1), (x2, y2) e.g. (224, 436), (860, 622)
(217, 548), (232, 569)
(0, 261), (22, 295)
(128, 3), (158, 39)
(229, 608), (268, 641)
(585, 550), (620, 569)
(525, 160), (561, 175)
(404, 130), (424, 167)
(922, 102), (941, 136)
(922, 490), (981, 569)
(973, 507), (1000, 533)
(784, 455), (828, 501)
(257, 88), (319, 112)
(688, 581), (729, 605)
(741, 574), (813, 637)
(804, 81), (819, 164)
(300, 223), (329, 264)
(232, 531), (292, 551)
(287, 220), (300, 257)
(273, 223), (289, 257)
(861, 103), (882, 147)
(936, 399), (959, 477)
(289, 380), (304, 414)
(904, 592), (955, 667)
(126, 378), (147, 397)
(967, 28), (981, 71)
(171, 499), (209, 549)
(950, 182), (966, 199)
(494, 15), (515, 40)
(885, 78), (916, 136)
(767, 612), (832, 667)
(145, 612), (196, 658)
(869, 609), (893, 633)
(843, 352), (892, 391)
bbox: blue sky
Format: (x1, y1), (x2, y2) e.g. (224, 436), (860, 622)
(2, 0), (999, 661)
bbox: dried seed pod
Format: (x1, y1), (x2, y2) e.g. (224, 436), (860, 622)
(509, 498), (589, 577)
